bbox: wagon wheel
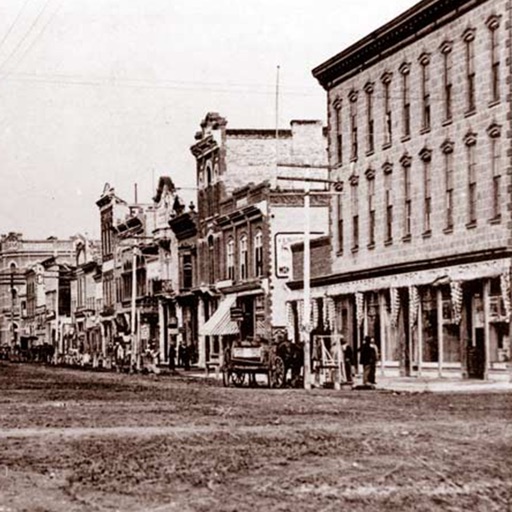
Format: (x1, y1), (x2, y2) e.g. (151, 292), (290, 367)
(222, 366), (231, 387)
(269, 356), (286, 389)
(231, 371), (246, 387)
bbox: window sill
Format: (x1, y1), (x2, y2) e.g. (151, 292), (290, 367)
(350, 156), (358, 163)
(382, 142), (392, 151)
(384, 238), (393, 247)
(367, 242), (375, 250)
(422, 230), (432, 239)
(332, 161), (344, 170)
(489, 215), (501, 225)
(366, 149), (375, 157)
(442, 118), (453, 127)
(488, 99), (500, 109)
(402, 234), (412, 243)
(351, 246), (359, 254)
(400, 135), (411, 143)
(443, 226), (454, 235)
(466, 221), (477, 229)
(464, 109), (476, 118)
(336, 250), (344, 257)
(419, 126), (431, 135)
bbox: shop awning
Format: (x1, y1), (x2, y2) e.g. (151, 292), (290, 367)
(199, 294), (239, 337)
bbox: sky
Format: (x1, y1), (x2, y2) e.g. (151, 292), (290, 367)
(0, 0), (418, 240)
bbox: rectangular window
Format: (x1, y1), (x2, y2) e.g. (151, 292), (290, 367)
(183, 254), (193, 289)
(385, 173), (393, 243)
(404, 166), (412, 238)
(443, 51), (453, 121)
(491, 137), (501, 220)
(351, 184), (359, 250)
(334, 103), (342, 164)
(423, 161), (431, 233)
(445, 151), (454, 230)
(402, 72), (410, 137)
(384, 82), (392, 146)
(466, 37), (476, 112)
(254, 232), (263, 277)
(366, 90), (374, 153)
(467, 145), (477, 224)
(490, 28), (500, 103)
(350, 100), (358, 160)
(421, 63), (431, 130)
(336, 195), (343, 253)
(368, 178), (375, 246)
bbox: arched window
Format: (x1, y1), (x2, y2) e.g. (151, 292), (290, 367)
(226, 238), (235, 280)
(208, 235), (215, 283)
(254, 230), (263, 277)
(239, 234), (248, 280)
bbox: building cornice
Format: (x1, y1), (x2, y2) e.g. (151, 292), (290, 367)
(312, 0), (487, 90)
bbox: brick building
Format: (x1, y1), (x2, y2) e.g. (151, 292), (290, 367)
(0, 232), (75, 348)
(287, 0), (512, 380)
(190, 113), (329, 368)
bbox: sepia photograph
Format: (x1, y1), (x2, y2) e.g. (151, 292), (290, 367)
(0, 0), (511, 510)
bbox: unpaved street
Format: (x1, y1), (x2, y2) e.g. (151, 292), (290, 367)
(0, 362), (511, 511)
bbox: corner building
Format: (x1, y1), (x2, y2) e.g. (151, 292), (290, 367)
(288, 0), (512, 380)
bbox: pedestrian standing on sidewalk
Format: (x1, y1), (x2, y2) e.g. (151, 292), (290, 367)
(168, 344), (176, 371)
(360, 335), (379, 386)
(340, 336), (353, 384)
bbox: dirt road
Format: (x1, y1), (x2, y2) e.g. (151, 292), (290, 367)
(0, 362), (511, 511)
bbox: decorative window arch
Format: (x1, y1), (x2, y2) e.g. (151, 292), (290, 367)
(226, 237), (235, 280)
(254, 230), (263, 277)
(239, 234), (248, 280)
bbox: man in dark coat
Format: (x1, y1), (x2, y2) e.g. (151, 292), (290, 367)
(168, 344), (176, 371)
(360, 336), (379, 386)
(340, 336), (353, 384)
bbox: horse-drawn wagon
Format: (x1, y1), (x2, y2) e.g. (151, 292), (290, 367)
(221, 339), (303, 388)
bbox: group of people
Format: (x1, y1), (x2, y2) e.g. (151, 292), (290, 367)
(340, 335), (379, 387)
(168, 341), (192, 371)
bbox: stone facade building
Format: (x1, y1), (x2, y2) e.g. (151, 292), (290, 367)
(190, 113), (329, 368)
(287, 0), (512, 380)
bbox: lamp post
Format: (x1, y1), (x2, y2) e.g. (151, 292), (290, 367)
(130, 246), (139, 371)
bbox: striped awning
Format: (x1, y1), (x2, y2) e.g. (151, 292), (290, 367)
(200, 294), (239, 336)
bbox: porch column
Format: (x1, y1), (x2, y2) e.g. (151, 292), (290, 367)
(379, 292), (386, 376)
(483, 279), (491, 380)
(176, 302), (184, 348)
(158, 301), (165, 363)
(417, 298), (423, 377)
(197, 297), (206, 368)
(437, 288), (444, 377)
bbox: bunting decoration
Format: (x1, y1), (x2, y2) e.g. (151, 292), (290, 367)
(408, 286), (420, 327)
(450, 280), (463, 324)
(286, 302), (294, 340)
(500, 272), (511, 320)
(390, 287), (400, 327)
(312, 299), (319, 329)
(297, 300), (304, 331)
(324, 297), (336, 331)
(355, 292), (364, 327)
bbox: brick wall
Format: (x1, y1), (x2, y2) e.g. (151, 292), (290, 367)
(292, 236), (331, 281)
(322, 0), (511, 277)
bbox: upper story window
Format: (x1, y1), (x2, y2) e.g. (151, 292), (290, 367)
(440, 41), (453, 122)
(382, 162), (393, 244)
(366, 169), (376, 248)
(254, 230), (263, 277)
(381, 72), (392, 147)
(226, 238), (235, 280)
(336, 193), (344, 254)
(208, 235), (215, 283)
(400, 154), (412, 240)
(419, 53), (431, 132)
(239, 234), (248, 280)
(463, 28), (476, 114)
(364, 82), (374, 154)
(441, 140), (455, 231)
(333, 99), (343, 165)
(350, 175), (359, 251)
(419, 148), (432, 235)
(349, 90), (358, 161)
(399, 63), (410, 138)
(464, 131), (478, 226)
(183, 254), (193, 289)
(487, 123), (502, 222)
(486, 15), (501, 104)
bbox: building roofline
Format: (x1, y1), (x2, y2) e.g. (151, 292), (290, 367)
(312, 0), (486, 89)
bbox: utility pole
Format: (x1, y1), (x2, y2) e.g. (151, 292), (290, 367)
(130, 246), (138, 371)
(277, 167), (343, 390)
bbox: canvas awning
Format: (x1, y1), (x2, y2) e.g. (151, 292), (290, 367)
(199, 294), (239, 337)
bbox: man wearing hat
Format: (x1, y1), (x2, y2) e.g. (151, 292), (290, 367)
(340, 336), (353, 384)
(360, 335), (379, 386)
